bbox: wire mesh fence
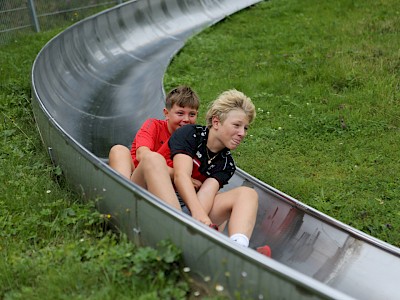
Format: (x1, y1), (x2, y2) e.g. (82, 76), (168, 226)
(0, 0), (126, 45)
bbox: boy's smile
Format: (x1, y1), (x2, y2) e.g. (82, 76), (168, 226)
(164, 104), (198, 134)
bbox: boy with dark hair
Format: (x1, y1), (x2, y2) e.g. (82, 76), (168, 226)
(108, 86), (200, 181)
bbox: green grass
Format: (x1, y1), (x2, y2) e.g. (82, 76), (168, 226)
(1, 0), (399, 298)
(165, 0), (400, 246)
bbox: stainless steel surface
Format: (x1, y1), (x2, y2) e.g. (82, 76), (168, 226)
(31, 0), (400, 299)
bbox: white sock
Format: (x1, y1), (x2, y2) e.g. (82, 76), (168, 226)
(230, 233), (249, 247)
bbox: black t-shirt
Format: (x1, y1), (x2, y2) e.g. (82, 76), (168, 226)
(167, 124), (236, 188)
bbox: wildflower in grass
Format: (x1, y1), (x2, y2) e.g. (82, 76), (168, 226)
(215, 284), (224, 292)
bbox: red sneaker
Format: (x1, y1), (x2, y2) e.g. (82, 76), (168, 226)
(209, 223), (219, 230)
(257, 245), (272, 257)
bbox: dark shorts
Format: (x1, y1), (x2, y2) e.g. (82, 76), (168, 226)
(176, 192), (191, 215)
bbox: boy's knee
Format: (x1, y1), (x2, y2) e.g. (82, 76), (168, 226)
(109, 144), (129, 157)
(239, 186), (258, 198)
(239, 186), (258, 207)
(141, 152), (166, 168)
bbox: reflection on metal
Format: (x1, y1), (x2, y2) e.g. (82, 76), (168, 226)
(31, 0), (400, 299)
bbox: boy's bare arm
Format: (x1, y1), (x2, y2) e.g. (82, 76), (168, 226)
(173, 154), (211, 225)
(196, 178), (219, 215)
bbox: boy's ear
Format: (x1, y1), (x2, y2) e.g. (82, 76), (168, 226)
(212, 116), (220, 129)
(163, 108), (169, 120)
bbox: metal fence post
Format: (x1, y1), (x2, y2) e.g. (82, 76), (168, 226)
(27, 0), (40, 32)
(116, 0), (123, 4)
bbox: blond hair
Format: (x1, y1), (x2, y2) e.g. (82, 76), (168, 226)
(206, 89), (256, 128)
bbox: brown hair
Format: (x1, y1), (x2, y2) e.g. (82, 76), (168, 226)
(165, 86), (200, 110)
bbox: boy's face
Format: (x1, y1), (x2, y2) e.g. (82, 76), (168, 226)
(164, 104), (198, 133)
(212, 109), (249, 150)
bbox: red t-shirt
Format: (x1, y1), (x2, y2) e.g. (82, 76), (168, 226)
(130, 119), (170, 167)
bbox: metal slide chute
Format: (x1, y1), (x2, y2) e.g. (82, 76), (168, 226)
(31, 1), (400, 299)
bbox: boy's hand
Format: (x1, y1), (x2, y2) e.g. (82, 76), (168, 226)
(191, 178), (202, 191)
(192, 210), (212, 226)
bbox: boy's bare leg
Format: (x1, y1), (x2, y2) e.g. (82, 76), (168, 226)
(209, 186), (258, 238)
(109, 145), (134, 179)
(131, 152), (181, 210)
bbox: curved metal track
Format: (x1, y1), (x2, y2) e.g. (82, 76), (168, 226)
(31, 0), (400, 299)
